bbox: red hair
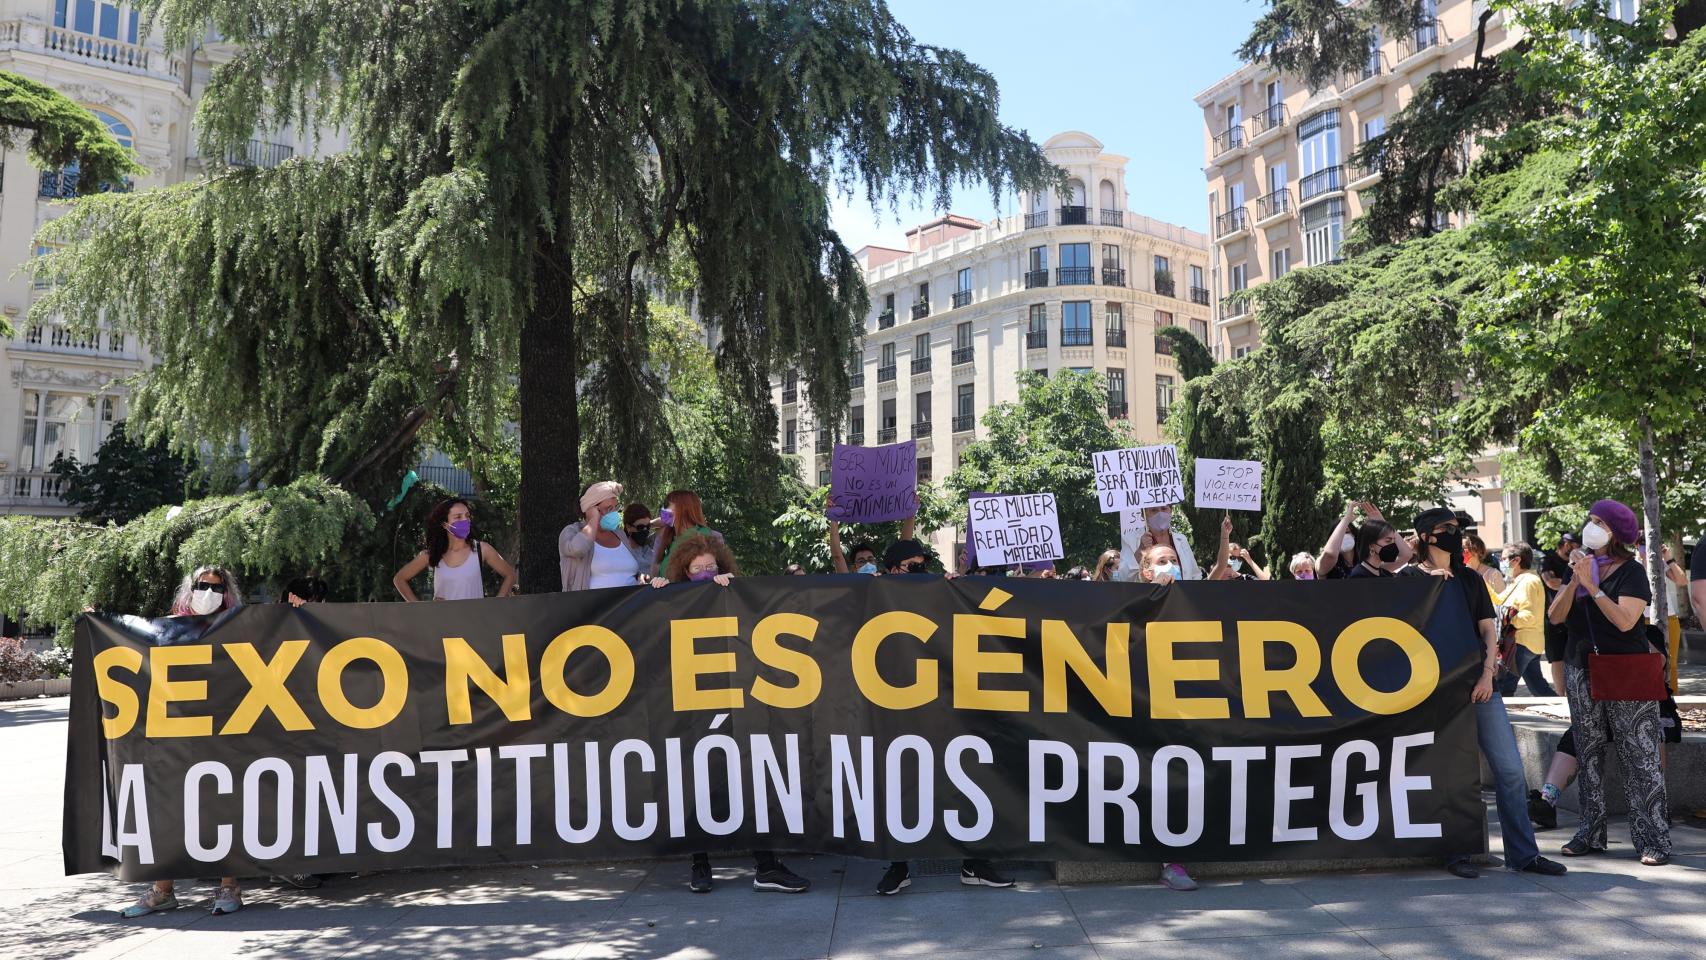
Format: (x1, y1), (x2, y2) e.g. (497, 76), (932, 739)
(656, 490), (707, 564)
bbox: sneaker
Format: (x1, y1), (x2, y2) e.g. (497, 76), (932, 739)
(271, 874), (324, 890)
(960, 859), (1015, 888)
(1159, 863), (1198, 891)
(689, 859), (712, 893)
(1522, 856), (1567, 876)
(753, 862), (810, 893)
(118, 887), (178, 918)
(1527, 790), (1557, 830)
(1445, 859), (1480, 879)
(209, 884), (243, 916)
(876, 862), (911, 895)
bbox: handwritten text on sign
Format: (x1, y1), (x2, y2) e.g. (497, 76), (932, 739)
(968, 493), (1063, 565)
(1195, 458), (1263, 511)
(1093, 445), (1184, 512)
(828, 441), (917, 523)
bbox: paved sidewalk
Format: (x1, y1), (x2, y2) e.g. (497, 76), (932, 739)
(3, 696), (1704, 960)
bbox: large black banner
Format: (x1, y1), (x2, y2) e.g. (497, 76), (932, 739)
(65, 576), (1486, 880)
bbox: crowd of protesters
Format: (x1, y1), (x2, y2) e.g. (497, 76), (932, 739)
(113, 476), (1695, 917)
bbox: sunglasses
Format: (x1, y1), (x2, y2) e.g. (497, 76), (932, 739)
(192, 581), (228, 594)
(900, 561), (925, 573)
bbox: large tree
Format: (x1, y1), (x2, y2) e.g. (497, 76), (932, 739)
(34, 0), (1058, 594)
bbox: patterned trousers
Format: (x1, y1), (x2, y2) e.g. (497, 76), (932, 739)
(1565, 665), (1670, 857)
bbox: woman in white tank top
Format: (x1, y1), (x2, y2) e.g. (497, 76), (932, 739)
(391, 498), (517, 601)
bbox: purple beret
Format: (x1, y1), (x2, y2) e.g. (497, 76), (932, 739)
(1589, 499), (1639, 545)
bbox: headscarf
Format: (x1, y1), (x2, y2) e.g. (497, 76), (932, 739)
(580, 480), (623, 515)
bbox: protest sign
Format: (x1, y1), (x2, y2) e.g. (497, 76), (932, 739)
(827, 441), (916, 523)
(1093, 445), (1184, 512)
(1195, 458), (1263, 511)
(967, 493), (1063, 566)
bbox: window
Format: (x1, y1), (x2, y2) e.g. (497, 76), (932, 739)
(1191, 318), (1209, 342)
(1102, 244), (1122, 270)
(1366, 28), (1382, 76)
(1224, 102), (1241, 135)
(1155, 375), (1176, 420)
(956, 268), (972, 294)
(1302, 198), (1346, 266)
(1299, 110), (1342, 200)
(1059, 243), (1090, 283)
(784, 418), (797, 453)
(1227, 181), (1246, 210)
(1028, 245), (1048, 272)
(885, 293), (895, 312)
(42, 110), (133, 198)
(850, 406), (864, 441)
(1190, 265), (1205, 290)
(1108, 369), (1127, 417)
(1105, 303), (1125, 346)
(917, 281), (930, 304)
(1153, 254), (1170, 275)
(956, 383), (974, 420)
(1233, 345), (1252, 359)
(1607, 0), (1638, 23)
(918, 457), (933, 485)
(1027, 303), (1047, 348)
(915, 390), (931, 424)
(880, 342), (895, 367)
(1230, 262), (1248, 292)
(951, 322), (969, 351)
(1061, 301), (1092, 346)
(54, 1), (141, 44)
(1035, 368), (1048, 379)
(1271, 247), (1291, 278)
(1267, 161), (1288, 196)
(1155, 310), (1174, 328)
(914, 333), (930, 356)
(1362, 115), (1386, 144)
(818, 468), (832, 486)
(17, 391), (116, 472)
(1265, 80), (1282, 111)
(881, 398), (897, 440)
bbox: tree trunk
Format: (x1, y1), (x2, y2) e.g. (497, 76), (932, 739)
(1639, 414), (1666, 622)
(517, 234), (579, 595)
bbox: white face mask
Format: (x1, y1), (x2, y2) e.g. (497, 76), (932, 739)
(1341, 533), (1356, 554)
(189, 588), (223, 616)
(1581, 522), (1611, 551)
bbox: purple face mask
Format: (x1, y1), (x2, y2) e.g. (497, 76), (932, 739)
(688, 568), (718, 582)
(448, 519), (472, 540)
(1296, 571), (1315, 581)
(659, 507), (675, 526)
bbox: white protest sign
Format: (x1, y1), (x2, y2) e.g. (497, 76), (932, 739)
(1194, 458), (1263, 511)
(1092, 444), (1184, 513)
(967, 493), (1063, 566)
(1120, 509), (1145, 541)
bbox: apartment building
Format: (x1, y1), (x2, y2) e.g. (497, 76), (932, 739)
(1192, 0), (1541, 542)
(0, 3), (353, 516)
(774, 131), (1212, 565)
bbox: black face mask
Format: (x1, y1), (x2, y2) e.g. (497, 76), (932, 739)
(1430, 529), (1463, 558)
(1375, 542), (1401, 564)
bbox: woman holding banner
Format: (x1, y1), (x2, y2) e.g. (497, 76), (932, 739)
(1136, 543), (1201, 891)
(119, 566), (247, 917)
(392, 499), (517, 600)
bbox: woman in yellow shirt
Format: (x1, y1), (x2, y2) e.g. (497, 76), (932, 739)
(1497, 543), (1558, 697)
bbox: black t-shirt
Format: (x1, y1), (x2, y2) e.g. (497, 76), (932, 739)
(1324, 553), (1354, 580)
(1398, 564), (1496, 626)
(1540, 551), (1570, 596)
(1691, 542), (1706, 583)
(1345, 563), (1394, 579)
(1564, 559), (1653, 667)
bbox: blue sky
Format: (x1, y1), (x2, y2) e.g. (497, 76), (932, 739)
(830, 0), (1258, 251)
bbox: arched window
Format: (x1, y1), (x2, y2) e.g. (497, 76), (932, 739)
(39, 109), (135, 199)
(93, 110), (134, 149)
(1099, 179), (1116, 212)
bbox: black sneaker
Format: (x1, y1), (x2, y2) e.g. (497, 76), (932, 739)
(753, 862), (810, 893)
(876, 862), (911, 895)
(271, 874), (323, 889)
(960, 859), (1015, 888)
(1522, 856), (1568, 876)
(1445, 859), (1480, 879)
(689, 859), (712, 893)
(1528, 790), (1558, 830)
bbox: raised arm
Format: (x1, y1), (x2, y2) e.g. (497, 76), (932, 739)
(1208, 514), (1234, 580)
(392, 550), (430, 602)
(828, 518), (849, 573)
(1241, 545), (1271, 581)
(1318, 500), (1357, 571)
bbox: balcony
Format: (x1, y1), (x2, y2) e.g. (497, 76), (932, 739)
(850, 371), (865, 389)
(0, 471), (70, 511)
(911, 302), (931, 321)
(39, 166), (132, 199)
(877, 310), (895, 329)
(1026, 330), (1048, 350)
(1255, 187), (1293, 224)
(1211, 124), (1247, 160)
(1156, 405), (1171, 425)
(816, 434), (831, 453)
(952, 414), (975, 433)
(1061, 328), (1093, 348)
(1344, 51), (1392, 96)
(226, 140), (295, 170)
(1108, 401), (1129, 420)
(1099, 209), (1124, 227)
(1057, 266), (1093, 285)
(1399, 20), (1447, 63)
(15, 323), (136, 359)
(848, 431), (864, 446)
(1299, 165), (1346, 202)
(1154, 273), (1176, 297)
(951, 289), (972, 309)
(1250, 103), (1288, 145)
(1106, 327), (1127, 348)
(878, 427), (897, 444)
(1215, 207), (1250, 241)
(782, 385), (798, 404)
(911, 356), (931, 375)
(1154, 334), (1174, 356)
(1024, 210), (1050, 229)
(783, 440), (796, 454)
(1348, 159), (1382, 189)
(1024, 269), (1049, 289)
(911, 421), (932, 439)
(1190, 285), (1211, 306)
(952, 346), (974, 366)
(1101, 267), (1126, 287)
(1219, 294), (1250, 322)
(878, 364), (897, 383)
(1056, 205), (1090, 226)
(18, 22), (186, 81)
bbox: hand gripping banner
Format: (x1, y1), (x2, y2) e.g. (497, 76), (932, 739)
(65, 576), (1486, 880)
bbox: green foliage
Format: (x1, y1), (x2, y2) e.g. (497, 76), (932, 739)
(48, 424), (203, 526)
(0, 476), (374, 641)
(1156, 327), (1216, 382)
(0, 71), (142, 203)
(773, 485), (957, 573)
(946, 372), (1135, 569)
(1237, 1), (1437, 90)
(1168, 364), (1256, 568)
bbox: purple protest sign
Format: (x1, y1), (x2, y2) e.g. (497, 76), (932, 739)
(827, 440), (918, 524)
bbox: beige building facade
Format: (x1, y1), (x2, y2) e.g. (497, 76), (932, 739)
(1193, 1), (1549, 545)
(775, 131), (1212, 566)
(0, 3), (347, 516)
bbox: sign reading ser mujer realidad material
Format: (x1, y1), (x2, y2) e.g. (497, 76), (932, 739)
(66, 578), (1487, 881)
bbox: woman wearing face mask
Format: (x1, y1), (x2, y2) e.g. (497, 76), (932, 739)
(652, 490), (724, 577)
(120, 566), (246, 918)
(1091, 549), (1120, 582)
(1134, 543), (1198, 891)
(392, 498), (517, 601)
(1123, 506), (1199, 582)
(1464, 533), (1507, 595)
(1289, 552), (1318, 580)
(623, 503), (658, 570)
(1318, 500), (1386, 579)
(560, 481), (641, 591)
(1547, 500), (1669, 866)
(1345, 519), (1407, 578)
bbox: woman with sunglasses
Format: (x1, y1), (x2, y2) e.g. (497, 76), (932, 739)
(120, 566), (246, 917)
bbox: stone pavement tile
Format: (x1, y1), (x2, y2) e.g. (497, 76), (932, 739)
(835, 946), (1100, 960)
(583, 891), (843, 960)
(1357, 917), (1697, 960)
(1304, 890), (1584, 931)
(836, 857), (1054, 897)
(1284, 866), (1541, 903)
(828, 885), (1087, 957)
(331, 901), (618, 960)
(0, 880), (220, 960)
(379, 861), (652, 907)
(0, 852), (87, 891)
(1094, 932), (1389, 960)
(1632, 914), (1706, 960)
(1061, 880), (1346, 944)
(1521, 853), (1706, 918)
